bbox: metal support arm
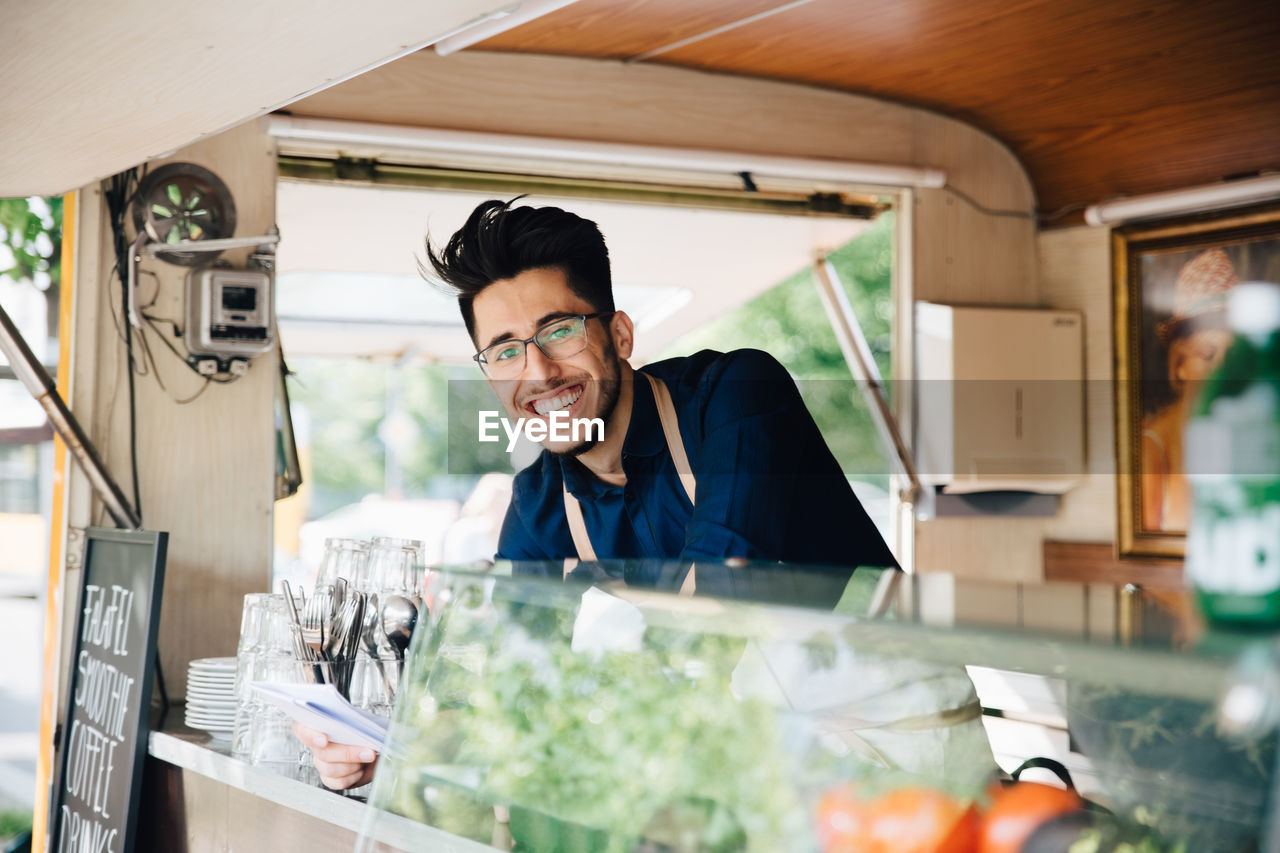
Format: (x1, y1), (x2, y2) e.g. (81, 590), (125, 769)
(811, 257), (922, 505)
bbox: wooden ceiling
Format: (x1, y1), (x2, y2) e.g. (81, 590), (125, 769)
(475, 0), (1280, 225)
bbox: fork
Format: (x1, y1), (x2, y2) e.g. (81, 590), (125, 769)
(325, 592), (364, 698)
(300, 594), (332, 684)
(307, 590), (335, 653)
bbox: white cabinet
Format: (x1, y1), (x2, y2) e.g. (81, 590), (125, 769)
(915, 302), (1084, 495)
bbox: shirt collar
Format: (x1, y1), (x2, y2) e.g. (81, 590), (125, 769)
(559, 454), (614, 500)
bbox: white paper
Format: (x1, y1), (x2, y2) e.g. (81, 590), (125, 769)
(571, 586), (645, 659)
(249, 681), (389, 751)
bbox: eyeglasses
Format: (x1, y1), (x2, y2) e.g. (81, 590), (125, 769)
(473, 313), (613, 378)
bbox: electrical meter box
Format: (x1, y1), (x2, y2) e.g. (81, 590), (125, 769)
(185, 268), (275, 358)
(915, 302), (1084, 495)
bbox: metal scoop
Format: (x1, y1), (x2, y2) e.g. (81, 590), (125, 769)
(380, 594), (418, 662)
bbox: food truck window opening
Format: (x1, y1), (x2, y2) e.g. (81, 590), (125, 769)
(269, 169), (907, 589)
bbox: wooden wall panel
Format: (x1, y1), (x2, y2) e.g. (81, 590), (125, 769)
(1043, 542), (1182, 591)
(951, 578), (1021, 630)
(141, 123), (277, 694)
(1020, 582), (1086, 636)
(1038, 226), (1115, 543)
(65, 121), (277, 699)
(911, 191), (1037, 304)
(1086, 583), (1118, 644)
(915, 518), (1046, 583)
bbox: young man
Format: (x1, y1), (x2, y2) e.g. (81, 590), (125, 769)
(301, 197), (897, 788)
(438, 198), (895, 569)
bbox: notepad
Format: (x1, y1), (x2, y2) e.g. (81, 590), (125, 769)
(249, 681), (389, 751)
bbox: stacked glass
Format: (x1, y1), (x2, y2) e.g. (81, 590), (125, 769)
(229, 537), (426, 785)
(348, 537), (424, 717)
(231, 592), (310, 774)
(315, 537), (371, 591)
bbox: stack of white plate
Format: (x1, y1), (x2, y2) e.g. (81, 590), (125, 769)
(185, 657), (237, 738)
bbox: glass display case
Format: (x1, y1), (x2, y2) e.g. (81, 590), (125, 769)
(354, 561), (1279, 853)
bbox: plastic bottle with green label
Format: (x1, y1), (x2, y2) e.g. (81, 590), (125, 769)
(1184, 281), (1280, 628)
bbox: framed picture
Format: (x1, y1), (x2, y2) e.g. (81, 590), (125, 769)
(1115, 204), (1280, 558)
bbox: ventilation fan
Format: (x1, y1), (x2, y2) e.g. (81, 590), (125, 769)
(124, 161), (279, 362)
(131, 162), (237, 266)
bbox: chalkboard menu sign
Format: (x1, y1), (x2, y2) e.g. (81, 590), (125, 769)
(49, 527), (167, 853)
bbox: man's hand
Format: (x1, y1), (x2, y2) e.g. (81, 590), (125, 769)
(293, 722), (378, 790)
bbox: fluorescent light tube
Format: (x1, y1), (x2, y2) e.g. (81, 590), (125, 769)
(433, 0), (581, 56)
(266, 116), (947, 189)
(1084, 174), (1280, 226)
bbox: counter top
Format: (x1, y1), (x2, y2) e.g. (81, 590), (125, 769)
(147, 718), (501, 852)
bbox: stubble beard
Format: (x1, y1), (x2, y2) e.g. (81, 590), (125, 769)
(554, 336), (621, 458)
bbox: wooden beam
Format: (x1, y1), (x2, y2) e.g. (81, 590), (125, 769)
(1043, 540), (1183, 591)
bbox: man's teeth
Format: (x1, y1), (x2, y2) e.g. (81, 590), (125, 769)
(532, 386), (583, 416)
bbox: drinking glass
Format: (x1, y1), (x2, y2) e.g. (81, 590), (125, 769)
(346, 651), (407, 720)
(315, 537), (370, 591)
(365, 539), (423, 595)
(232, 594), (298, 760)
(371, 536), (424, 565)
(238, 654), (346, 774)
(231, 593), (271, 738)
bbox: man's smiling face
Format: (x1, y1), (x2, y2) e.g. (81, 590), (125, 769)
(471, 266), (632, 455)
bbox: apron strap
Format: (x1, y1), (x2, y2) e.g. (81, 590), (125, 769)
(644, 372), (695, 505)
(562, 373), (695, 565)
(563, 488), (598, 562)
(679, 564), (697, 595)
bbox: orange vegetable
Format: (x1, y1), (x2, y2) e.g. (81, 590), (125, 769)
(815, 784), (867, 853)
(863, 787), (979, 853)
(978, 782), (1083, 853)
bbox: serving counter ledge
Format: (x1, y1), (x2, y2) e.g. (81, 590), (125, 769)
(141, 717), (500, 853)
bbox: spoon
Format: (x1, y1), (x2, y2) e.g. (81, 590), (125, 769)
(381, 594), (418, 662)
(358, 592), (381, 658)
(359, 594), (394, 696)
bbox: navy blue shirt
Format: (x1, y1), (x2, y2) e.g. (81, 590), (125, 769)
(497, 349), (897, 571)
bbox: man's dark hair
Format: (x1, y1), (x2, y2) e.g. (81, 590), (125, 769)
(423, 198), (614, 342)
